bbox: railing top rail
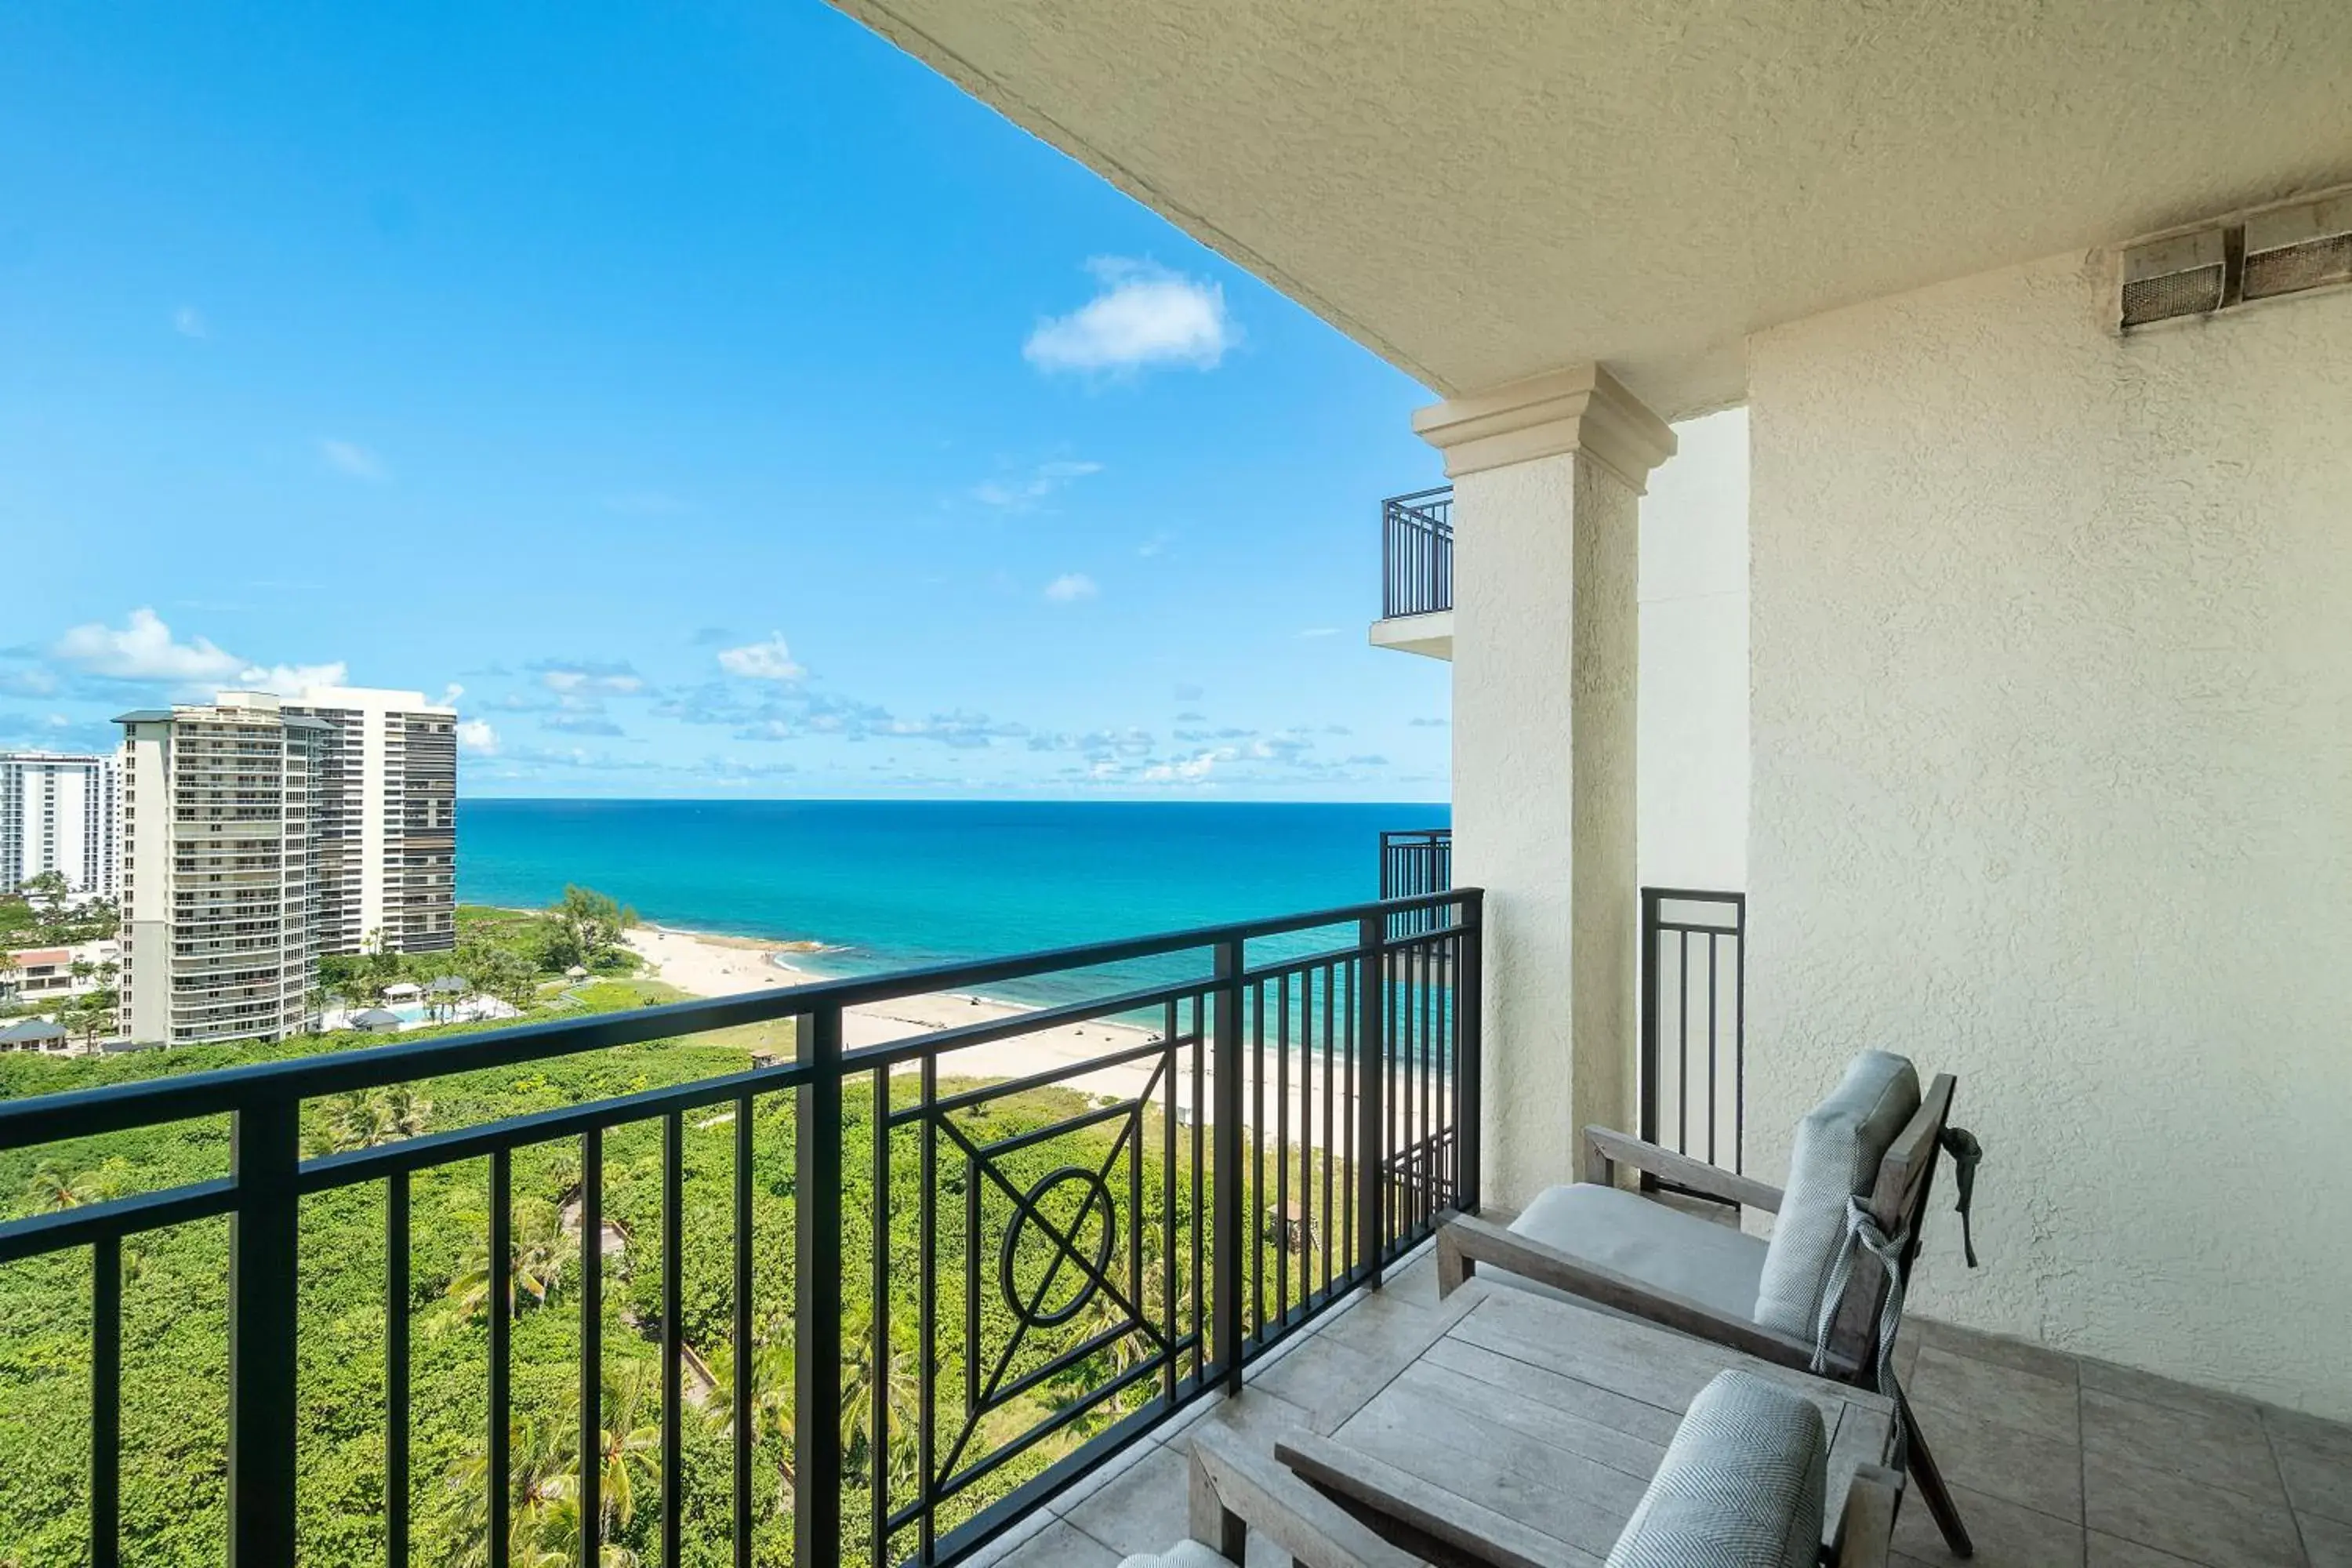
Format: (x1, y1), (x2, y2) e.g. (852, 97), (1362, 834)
(0, 887), (1483, 1148)
(1383, 485), (1454, 512)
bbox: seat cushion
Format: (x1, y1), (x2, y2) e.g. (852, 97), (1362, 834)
(1117, 1545), (1236, 1568)
(1497, 1181), (1769, 1323)
(1751, 1051), (1921, 1339)
(1604, 1369), (1828, 1568)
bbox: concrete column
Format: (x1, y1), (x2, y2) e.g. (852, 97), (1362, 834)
(1415, 365), (1675, 1209)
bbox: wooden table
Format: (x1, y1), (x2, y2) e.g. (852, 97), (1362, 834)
(1276, 1279), (1897, 1567)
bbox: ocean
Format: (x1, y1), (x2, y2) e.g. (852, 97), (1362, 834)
(457, 799), (1451, 1006)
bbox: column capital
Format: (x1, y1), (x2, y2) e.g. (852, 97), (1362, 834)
(1412, 365), (1677, 492)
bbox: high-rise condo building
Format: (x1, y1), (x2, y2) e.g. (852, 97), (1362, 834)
(280, 688), (459, 955)
(115, 693), (328, 1046)
(0, 752), (121, 898)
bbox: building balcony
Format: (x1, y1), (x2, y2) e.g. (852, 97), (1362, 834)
(0, 890), (1481, 1567)
(1367, 486), (1453, 661)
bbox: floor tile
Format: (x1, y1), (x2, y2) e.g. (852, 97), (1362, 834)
(1241, 1330), (1400, 1434)
(2277, 1436), (2352, 1526)
(1906, 1392), (2085, 1520)
(1910, 1345), (2081, 1444)
(2077, 1357), (2260, 1428)
(2085, 1532), (2208, 1566)
(1060, 1445), (1285, 1566)
(1312, 1287), (1454, 1367)
(2083, 1447), (2304, 1567)
(1890, 1479), (2081, 1567)
(2082, 1387), (2285, 1505)
(1911, 1317), (2082, 1387)
(996, 1519), (1127, 1568)
(1160, 1385), (1321, 1455)
(2269, 1406), (2352, 1466)
(2302, 1509), (2352, 1568)
(960, 1503), (1070, 1568)
(1047, 1432), (1166, 1514)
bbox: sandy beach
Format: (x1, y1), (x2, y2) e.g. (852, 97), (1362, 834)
(622, 924), (1377, 1152)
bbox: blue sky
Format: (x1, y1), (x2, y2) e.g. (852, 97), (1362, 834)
(0, 2), (1451, 800)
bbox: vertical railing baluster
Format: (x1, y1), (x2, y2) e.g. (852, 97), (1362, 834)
(1707, 931), (1720, 1167)
(735, 1095), (754, 1568)
(1320, 965), (1335, 1295)
(1421, 937), (1436, 1233)
(1460, 894), (1483, 1214)
(1160, 1009), (1178, 1406)
(1733, 897), (1747, 1174)
(387, 1170), (409, 1568)
(228, 1094), (300, 1568)
(1275, 971), (1290, 1328)
(870, 1069), (889, 1566)
(1355, 916), (1385, 1287)
(1210, 941), (1244, 1392)
(489, 1151), (512, 1568)
(93, 1234), (120, 1568)
(661, 1112), (683, 1568)
(1250, 975), (1265, 1343)
(918, 1051), (938, 1566)
(1639, 889), (1662, 1163)
(795, 1007), (845, 1568)
(1676, 934), (1691, 1156)
(579, 1128), (602, 1568)
(1189, 993), (1204, 1387)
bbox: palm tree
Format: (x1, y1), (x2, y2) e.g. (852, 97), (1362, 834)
(441, 1417), (575, 1568)
(713, 1316), (798, 1515)
(447, 1198), (567, 1319)
(840, 1300), (924, 1501)
(583, 1357), (664, 1541)
(317, 1085), (434, 1155)
(24, 1162), (103, 1210)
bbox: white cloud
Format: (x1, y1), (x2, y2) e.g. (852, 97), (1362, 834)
(529, 660), (644, 695)
(1137, 532), (1171, 558)
(456, 718), (499, 755)
(173, 306), (208, 339)
(53, 608), (244, 684)
(1043, 573), (1098, 604)
(245, 662), (350, 695)
(971, 459), (1104, 511)
(437, 683), (465, 707)
(1024, 259), (1235, 375)
(717, 633), (804, 682)
(318, 438), (387, 481)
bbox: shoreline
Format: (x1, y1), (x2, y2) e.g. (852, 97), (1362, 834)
(620, 923), (1367, 1149)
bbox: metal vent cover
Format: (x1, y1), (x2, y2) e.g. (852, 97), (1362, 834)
(2243, 196), (2352, 302)
(2120, 230), (2227, 328)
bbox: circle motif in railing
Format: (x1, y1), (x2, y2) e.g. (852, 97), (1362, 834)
(997, 1165), (1116, 1328)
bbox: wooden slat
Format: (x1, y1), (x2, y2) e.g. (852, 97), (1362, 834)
(1385, 1356), (1668, 1483)
(1186, 1427), (1425, 1568)
(1277, 1432), (1607, 1568)
(1417, 1334), (1682, 1446)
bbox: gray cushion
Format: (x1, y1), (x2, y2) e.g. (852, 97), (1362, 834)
(1752, 1051), (1921, 1339)
(1604, 1369), (1828, 1568)
(1497, 1181), (1769, 1324)
(1118, 1545), (1234, 1568)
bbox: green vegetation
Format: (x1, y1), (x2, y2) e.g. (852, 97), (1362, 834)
(0, 871), (119, 949)
(0, 898), (1345, 1567)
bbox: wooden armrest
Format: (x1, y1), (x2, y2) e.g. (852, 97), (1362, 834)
(1581, 1125), (1785, 1213)
(1187, 1425), (1425, 1568)
(1434, 1215), (1824, 1373)
(1831, 1463), (1904, 1568)
(1275, 1431), (1576, 1568)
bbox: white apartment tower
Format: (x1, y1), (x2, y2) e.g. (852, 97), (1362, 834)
(0, 752), (121, 898)
(115, 693), (328, 1046)
(281, 688), (459, 954)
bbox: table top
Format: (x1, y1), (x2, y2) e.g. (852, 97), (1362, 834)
(1290, 1279), (1896, 1568)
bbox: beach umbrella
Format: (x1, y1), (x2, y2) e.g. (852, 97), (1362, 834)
(564, 965), (590, 981)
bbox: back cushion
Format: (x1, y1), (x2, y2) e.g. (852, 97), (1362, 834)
(1752, 1051), (1921, 1339)
(1604, 1370), (1827, 1568)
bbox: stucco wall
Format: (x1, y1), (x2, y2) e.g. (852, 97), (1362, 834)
(1453, 448), (1640, 1207)
(1747, 249), (2352, 1416)
(1639, 408), (1749, 894)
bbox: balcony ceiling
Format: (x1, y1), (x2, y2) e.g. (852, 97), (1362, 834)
(836, 0), (2352, 418)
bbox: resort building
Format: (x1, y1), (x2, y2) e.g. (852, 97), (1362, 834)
(0, 750), (120, 899)
(114, 692), (329, 1046)
(0, 938), (119, 1006)
(280, 686), (460, 955)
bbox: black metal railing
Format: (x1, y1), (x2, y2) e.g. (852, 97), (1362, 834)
(1380, 486), (1454, 619)
(0, 889), (1481, 1568)
(1638, 887), (1745, 1192)
(1377, 828), (1452, 939)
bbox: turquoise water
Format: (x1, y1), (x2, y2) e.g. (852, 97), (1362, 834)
(457, 800), (1450, 1006)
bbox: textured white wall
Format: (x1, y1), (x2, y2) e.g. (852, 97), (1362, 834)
(1639, 409), (1750, 894)
(1748, 249), (2352, 1417)
(1452, 450), (1640, 1207)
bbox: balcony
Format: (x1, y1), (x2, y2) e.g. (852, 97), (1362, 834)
(0, 890), (1479, 1567)
(1368, 486), (1453, 660)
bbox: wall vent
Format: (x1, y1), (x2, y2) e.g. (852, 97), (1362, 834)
(2242, 194), (2352, 303)
(2120, 231), (2226, 328)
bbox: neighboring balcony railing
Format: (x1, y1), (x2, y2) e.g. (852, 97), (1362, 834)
(1380, 485), (1454, 619)
(0, 889), (1482, 1568)
(1638, 886), (1746, 1195)
(1377, 828), (1452, 940)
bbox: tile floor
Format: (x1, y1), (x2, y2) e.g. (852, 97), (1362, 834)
(966, 1243), (2352, 1568)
